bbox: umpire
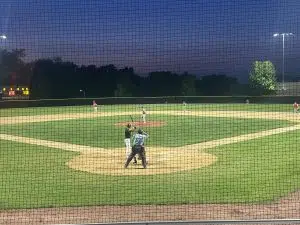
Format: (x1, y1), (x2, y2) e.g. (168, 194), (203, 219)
(124, 129), (149, 169)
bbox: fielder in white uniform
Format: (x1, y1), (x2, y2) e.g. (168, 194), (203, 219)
(92, 100), (98, 112)
(141, 108), (146, 123)
(182, 101), (187, 112)
(293, 102), (299, 113)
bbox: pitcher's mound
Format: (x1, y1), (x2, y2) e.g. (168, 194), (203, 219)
(115, 121), (166, 127)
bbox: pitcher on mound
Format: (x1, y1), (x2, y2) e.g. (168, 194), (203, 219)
(141, 107), (146, 123)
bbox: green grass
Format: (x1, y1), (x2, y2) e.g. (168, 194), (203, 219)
(0, 105), (299, 209)
(0, 114), (293, 148)
(202, 130), (300, 203)
(0, 129), (300, 209)
(0, 103), (295, 117)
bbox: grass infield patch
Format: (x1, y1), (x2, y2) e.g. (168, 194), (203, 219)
(0, 114), (293, 148)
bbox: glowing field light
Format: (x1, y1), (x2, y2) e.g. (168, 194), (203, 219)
(273, 32), (295, 91)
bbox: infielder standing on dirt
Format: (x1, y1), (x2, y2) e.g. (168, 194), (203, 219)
(92, 100), (98, 112)
(141, 107), (146, 123)
(293, 101), (299, 113)
(124, 124), (137, 162)
(124, 129), (149, 169)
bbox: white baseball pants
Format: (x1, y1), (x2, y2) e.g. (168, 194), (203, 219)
(124, 138), (131, 158)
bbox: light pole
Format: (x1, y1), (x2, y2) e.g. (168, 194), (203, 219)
(273, 33), (294, 91)
(0, 35), (7, 97)
(79, 89), (86, 98)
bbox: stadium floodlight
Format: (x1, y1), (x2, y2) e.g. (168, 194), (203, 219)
(0, 34), (7, 93)
(273, 32), (294, 91)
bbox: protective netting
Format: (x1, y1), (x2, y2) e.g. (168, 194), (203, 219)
(0, 1), (300, 225)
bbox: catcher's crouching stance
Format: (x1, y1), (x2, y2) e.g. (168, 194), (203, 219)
(124, 129), (148, 169)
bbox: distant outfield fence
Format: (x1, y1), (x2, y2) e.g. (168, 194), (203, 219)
(0, 96), (300, 108)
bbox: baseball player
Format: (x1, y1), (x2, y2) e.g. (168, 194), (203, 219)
(293, 101), (299, 113)
(141, 107), (146, 123)
(124, 123), (137, 163)
(124, 129), (149, 169)
(92, 100), (98, 112)
(182, 101), (187, 112)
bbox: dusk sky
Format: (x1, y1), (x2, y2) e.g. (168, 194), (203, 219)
(0, 0), (300, 82)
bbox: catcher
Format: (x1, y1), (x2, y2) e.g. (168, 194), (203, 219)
(124, 129), (149, 169)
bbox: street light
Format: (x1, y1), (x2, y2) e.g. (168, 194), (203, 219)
(79, 89), (86, 98)
(273, 32), (294, 91)
(0, 35), (7, 39)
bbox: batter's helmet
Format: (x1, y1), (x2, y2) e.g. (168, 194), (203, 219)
(138, 129), (143, 134)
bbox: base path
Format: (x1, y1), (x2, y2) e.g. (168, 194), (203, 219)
(0, 110), (299, 175)
(0, 110), (300, 224)
(0, 110), (299, 124)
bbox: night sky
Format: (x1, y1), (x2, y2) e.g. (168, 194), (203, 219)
(0, 0), (299, 82)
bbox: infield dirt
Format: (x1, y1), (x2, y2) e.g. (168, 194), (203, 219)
(0, 110), (299, 224)
(0, 110), (299, 176)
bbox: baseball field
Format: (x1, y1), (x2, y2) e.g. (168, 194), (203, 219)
(0, 103), (299, 224)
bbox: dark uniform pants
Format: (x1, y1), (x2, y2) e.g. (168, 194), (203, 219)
(124, 145), (147, 168)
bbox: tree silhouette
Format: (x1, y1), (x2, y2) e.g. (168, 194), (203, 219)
(198, 75), (238, 96)
(181, 72), (197, 96)
(0, 49), (30, 86)
(0, 49), (242, 99)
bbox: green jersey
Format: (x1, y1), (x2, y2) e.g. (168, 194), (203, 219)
(125, 127), (131, 139)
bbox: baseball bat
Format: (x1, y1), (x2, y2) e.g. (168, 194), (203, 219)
(129, 115), (137, 128)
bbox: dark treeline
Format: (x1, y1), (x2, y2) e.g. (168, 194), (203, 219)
(1, 49), (244, 99)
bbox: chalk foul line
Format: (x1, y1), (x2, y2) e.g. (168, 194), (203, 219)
(1, 124), (299, 153)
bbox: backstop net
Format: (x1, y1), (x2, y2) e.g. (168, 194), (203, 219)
(0, 1), (300, 225)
